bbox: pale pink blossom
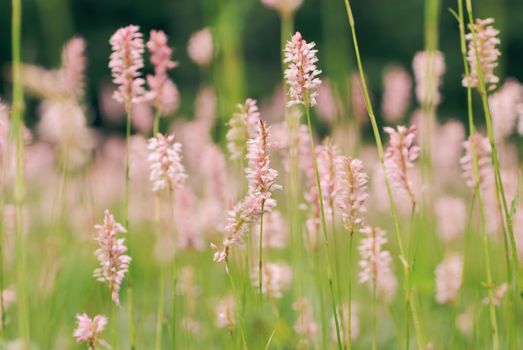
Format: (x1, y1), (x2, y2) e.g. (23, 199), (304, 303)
(215, 295), (235, 330)
(60, 37), (87, 97)
(359, 226), (397, 300)
(252, 261), (292, 299)
(293, 298), (318, 345)
(381, 65), (412, 122)
(483, 283), (508, 306)
(462, 18), (501, 91)
(351, 73), (369, 124)
(518, 104), (523, 135)
(175, 186), (204, 251)
(245, 120), (282, 211)
(384, 124), (420, 204)
(131, 101), (153, 134)
(435, 254), (463, 304)
(315, 80), (338, 122)
(73, 313), (109, 349)
(187, 28), (213, 67)
(432, 120), (465, 177)
(435, 196), (466, 243)
(146, 30), (179, 115)
(412, 51), (445, 105)
(335, 156), (368, 233)
(317, 138), (340, 213)
(284, 32), (322, 107)
(194, 86), (217, 128)
(460, 133), (494, 193)
(227, 98), (260, 160)
(0, 286), (16, 319)
(147, 133), (187, 193)
(200, 144), (228, 202)
(261, 0), (303, 18)
(333, 303), (359, 344)
(93, 210), (131, 305)
(489, 78), (523, 140)
(109, 25), (146, 104)
(177, 267), (200, 314)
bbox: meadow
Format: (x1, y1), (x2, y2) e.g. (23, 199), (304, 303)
(1, 0), (523, 349)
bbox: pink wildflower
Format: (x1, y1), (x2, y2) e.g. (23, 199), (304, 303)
(335, 156), (368, 233)
(261, 0), (303, 18)
(187, 28), (213, 67)
(384, 124), (420, 204)
(226, 98), (260, 160)
(252, 261), (292, 299)
(462, 18), (501, 91)
(109, 25), (146, 104)
(60, 37), (87, 97)
(412, 51), (445, 105)
(215, 295), (235, 330)
(460, 133), (494, 192)
(483, 283), (508, 306)
(435, 196), (466, 243)
(435, 254), (463, 304)
(73, 313), (109, 349)
(284, 32), (322, 107)
(147, 133), (187, 193)
(381, 65), (412, 122)
(93, 210), (131, 306)
(146, 30), (179, 115)
(489, 79), (523, 140)
(317, 138), (340, 214)
(293, 298), (318, 345)
(333, 303), (359, 343)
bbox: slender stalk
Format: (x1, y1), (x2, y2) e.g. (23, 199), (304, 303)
(225, 261), (248, 350)
(304, 107), (342, 350)
(258, 199), (265, 301)
(347, 232), (354, 350)
(155, 269), (165, 350)
(341, 1), (425, 348)
(371, 280), (377, 350)
(11, 0), (30, 342)
(153, 108), (161, 136)
(112, 302), (117, 349)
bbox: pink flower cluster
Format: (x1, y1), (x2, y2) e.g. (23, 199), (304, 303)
(435, 254), (463, 304)
(317, 138), (340, 213)
(73, 313), (109, 349)
(261, 0), (303, 18)
(252, 262), (292, 299)
(335, 156), (368, 233)
(384, 124), (420, 204)
(412, 51), (445, 106)
(462, 18), (501, 91)
(93, 210), (131, 305)
(226, 98), (261, 160)
(146, 30), (179, 115)
(60, 37), (87, 96)
(460, 133), (493, 192)
(187, 28), (213, 67)
(284, 32), (322, 107)
(109, 25), (146, 104)
(381, 65), (412, 122)
(489, 79), (523, 140)
(147, 133), (187, 193)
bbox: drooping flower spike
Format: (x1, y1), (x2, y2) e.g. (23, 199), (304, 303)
(109, 25), (146, 105)
(73, 313), (109, 349)
(284, 32), (322, 107)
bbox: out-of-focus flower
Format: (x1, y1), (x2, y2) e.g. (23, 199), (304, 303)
(187, 28), (213, 67)
(194, 86), (217, 129)
(252, 262), (292, 299)
(333, 303), (359, 344)
(177, 267), (200, 315)
(147, 133), (187, 193)
(432, 120), (465, 177)
(109, 25), (146, 104)
(254, 210), (288, 249)
(359, 226), (397, 301)
(245, 120), (282, 212)
(483, 283), (508, 306)
(351, 73), (369, 124)
(284, 32), (322, 107)
(317, 138), (340, 213)
(0, 286), (16, 324)
(460, 133), (494, 193)
(315, 80), (338, 123)
(131, 101), (153, 134)
(60, 37), (87, 97)
(335, 156), (368, 233)
(384, 125), (420, 205)
(146, 30), (179, 116)
(215, 295), (235, 330)
(93, 210), (131, 306)
(489, 79), (523, 140)
(412, 51), (445, 106)
(517, 104), (523, 136)
(435, 254), (463, 304)
(175, 186), (204, 251)
(227, 98), (260, 160)
(382, 65), (412, 122)
(293, 298), (317, 345)
(73, 313), (109, 349)
(462, 18), (501, 91)
(261, 0), (303, 18)
(435, 196), (466, 243)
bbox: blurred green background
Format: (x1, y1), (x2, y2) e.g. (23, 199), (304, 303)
(0, 0), (522, 130)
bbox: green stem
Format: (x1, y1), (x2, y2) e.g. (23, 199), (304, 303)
(155, 269), (165, 350)
(372, 280), (377, 350)
(11, 0), (30, 342)
(112, 302), (117, 349)
(304, 107), (342, 350)
(258, 199), (265, 301)
(347, 232), (353, 350)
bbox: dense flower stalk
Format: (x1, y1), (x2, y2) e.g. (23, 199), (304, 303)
(245, 120), (282, 211)
(61, 37), (87, 97)
(226, 98), (260, 160)
(384, 125), (420, 205)
(109, 25), (146, 104)
(317, 138), (340, 213)
(284, 32), (322, 107)
(73, 314), (109, 349)
(147, 133), (187, 193)
(93, 210), (131, 305)
(381, 65), (412, 122)
(334, 156), (368, 233)
(462, 18), (501, 91)
(251, 262), (292, 299)
(187, 28), (213, 67)
(261, 0), (303, 18)
(146, 30), (179, 115)
(460, 133), (494, 193)
(435, 255), (463, 304)
(412, 51), (445, 106)
(358, 226), (397, 300)
(489, 79), (523, 140)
